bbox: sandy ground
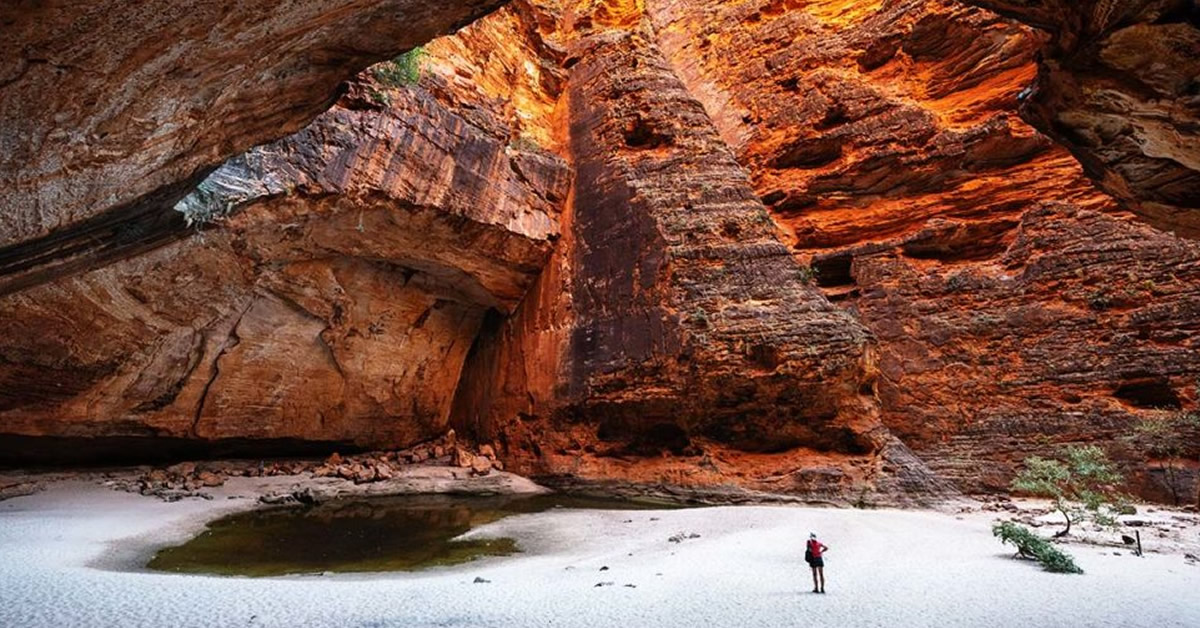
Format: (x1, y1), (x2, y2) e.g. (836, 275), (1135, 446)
(1, 478), (1198, 628)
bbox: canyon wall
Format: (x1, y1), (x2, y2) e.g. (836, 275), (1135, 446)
(449, 0), (947, 501)
(0, 0), (508, 296)
(0, 14), (569, 459)
(641, 0), (1200, 499)
(448, 0), (1199, 499)
(2, 0), (1198, 501)
(962, 0), (1200, 238)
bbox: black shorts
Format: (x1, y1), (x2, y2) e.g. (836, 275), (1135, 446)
(809, 557), (824, 568)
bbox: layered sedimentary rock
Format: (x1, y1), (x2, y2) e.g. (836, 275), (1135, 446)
(961, 0), (1200, 237)
(644, 0), (1200, 497)
(857, 205), (1200, 499)
(4, 0), (1200, 502)
(648, 0), (1116, 258)
(0, 35), (570, 453)
(448, 1), (948, 502)
(0, 0), (509, 295)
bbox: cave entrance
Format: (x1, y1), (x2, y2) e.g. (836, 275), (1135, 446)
(1113, 378), (1181, 409)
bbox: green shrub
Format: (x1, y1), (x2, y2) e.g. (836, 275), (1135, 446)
(509, 135), (544, 152)
(372, 47), (425, 88)
(1124, 408), (1200, 506)
(367, 87), (391, 107)
(992, 521), (1083, 574)
(1011, 445), (1127, 537)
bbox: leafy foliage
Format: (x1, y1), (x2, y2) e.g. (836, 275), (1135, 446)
(508, 135), (544, 152)
(1011, 445), (1127, 537)
(1125, 409), (1200, 505)
(992, 521), (1083, 574)
(372, 47), (425, 88)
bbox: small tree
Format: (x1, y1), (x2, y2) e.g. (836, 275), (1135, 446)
(1011, 445), (1127, 537)
(993, 521), (1083, 574)
(1125, 410), (1200, 506)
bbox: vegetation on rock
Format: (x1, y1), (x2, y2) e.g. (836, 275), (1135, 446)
(373, 47), (426, 88)
(1124, 408), (1200, 506)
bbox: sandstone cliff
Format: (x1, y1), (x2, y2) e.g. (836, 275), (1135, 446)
(962, 0), (1200, 237)
(0, 9), (569, 456)
(0, 0), (508, 294)
(2, 0), (1198, 503)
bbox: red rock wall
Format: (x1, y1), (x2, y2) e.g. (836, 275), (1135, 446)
(449, 0), (950, 502)
(643, 0), (1200, 498)
(0, 17), (570, 453)
(3, 0), (1199, 502)
(961, 0), (1200, 237)
(0, 0), (509, 294)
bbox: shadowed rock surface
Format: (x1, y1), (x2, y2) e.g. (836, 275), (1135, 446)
(2, 0), (1199, 503)
(0, 34), (569, 450)
(961, 0), (1200, 237)
(0, 0), (509, 292)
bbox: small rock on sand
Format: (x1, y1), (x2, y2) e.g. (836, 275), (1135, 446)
(196, 471), (225, 487)
(471, 456), (493, 476)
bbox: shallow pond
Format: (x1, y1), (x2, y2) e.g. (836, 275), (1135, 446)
(148, 494), (675, 577)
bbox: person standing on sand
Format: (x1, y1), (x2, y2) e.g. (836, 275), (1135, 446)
(806, 532), (828, 594)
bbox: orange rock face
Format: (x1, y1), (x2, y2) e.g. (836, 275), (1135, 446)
(2, 0), (1199, 502)
(961, 0), (1200, 237)
(0, 0), (508, 293)
(449, 1), (947, 502)
(0, 20), (569, 455)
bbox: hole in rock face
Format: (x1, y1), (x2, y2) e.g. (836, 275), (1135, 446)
(760, 190), (787, 205)
(818, 105), (849, 129)
(900, 218), (1020, 263)
(811, 254), (854, 288)
(770, 137), (844, 169)
(746, 342), (783, 370)
(1114, 378), (1181, 409)
(857, 37), (900, 71)
(775, 193), (817, 214)
(636, 422), (691, 454)
(623, 117), (671, 149)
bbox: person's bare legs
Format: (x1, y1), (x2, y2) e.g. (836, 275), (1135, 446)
(817, 567), (825, 593)
(811, 567), (820, 592)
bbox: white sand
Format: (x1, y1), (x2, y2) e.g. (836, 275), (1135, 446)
(1, 482), (1198, 628)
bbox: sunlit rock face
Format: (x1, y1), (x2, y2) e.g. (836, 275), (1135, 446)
(961, 0), (1200, 238)
(2, 0), (1199, 502)
(0, 17), (570, 452)
(449, 1), (948, 502)
(448, 0), (1200, 500)
(0, 0), (509, 295)
(639, 0), (1200, 497)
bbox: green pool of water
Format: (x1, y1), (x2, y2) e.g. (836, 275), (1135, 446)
(148, 494), (674, 577)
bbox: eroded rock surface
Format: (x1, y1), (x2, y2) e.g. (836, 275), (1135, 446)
(0, 23), (570, 451)
(0, 0), (509, 293)
(3, 0), (1200, 504)
(962, 0), (1200, 237)
(448, 0), (950, 503)
(642, 0), (1200, 497)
